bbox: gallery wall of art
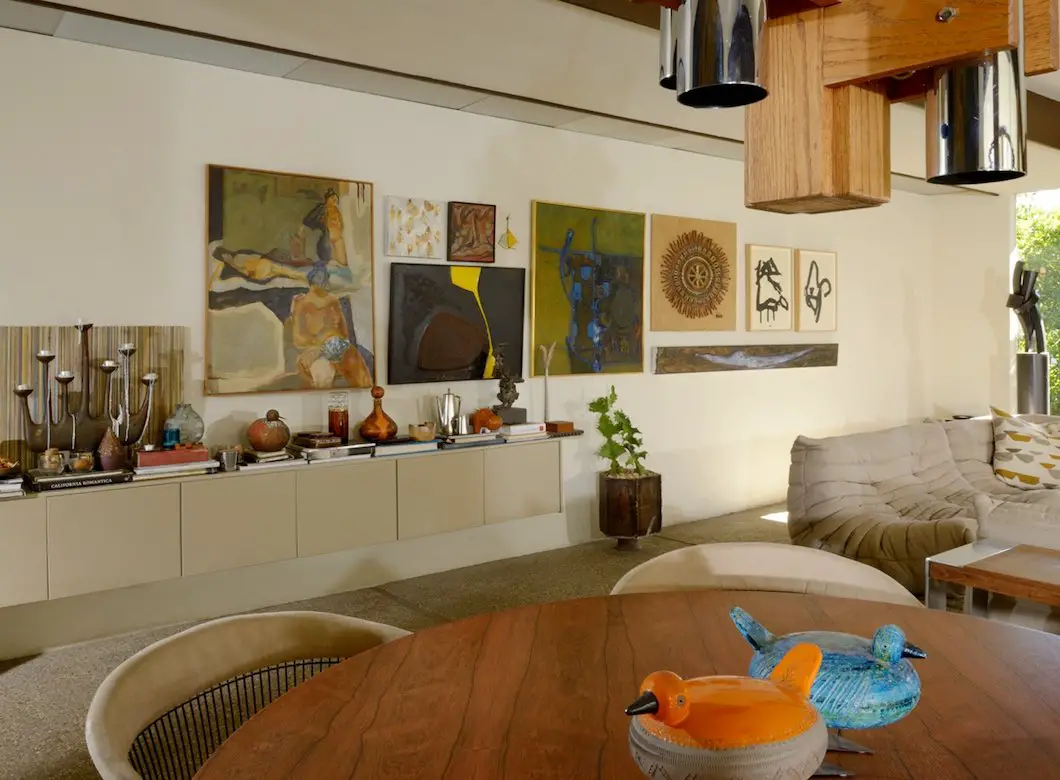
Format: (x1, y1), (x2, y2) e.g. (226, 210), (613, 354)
(0, 29), (1016, 530)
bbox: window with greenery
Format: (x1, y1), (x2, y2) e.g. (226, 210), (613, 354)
(1017, 195), (1060, 414)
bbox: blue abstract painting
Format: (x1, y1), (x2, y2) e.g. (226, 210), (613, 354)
(531, 201), (645, 376)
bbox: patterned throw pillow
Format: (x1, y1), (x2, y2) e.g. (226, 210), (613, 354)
(990, 407), (1060, 489)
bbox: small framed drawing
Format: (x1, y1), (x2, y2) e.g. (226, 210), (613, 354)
(746, 245), (793, 331)
(447, 201), (497, 263)
(795, 249), (837, 331)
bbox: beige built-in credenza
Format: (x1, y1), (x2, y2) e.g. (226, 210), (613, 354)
(0, 440), (562, 610)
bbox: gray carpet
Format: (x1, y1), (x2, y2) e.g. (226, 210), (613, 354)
(0, 506), (788, 780)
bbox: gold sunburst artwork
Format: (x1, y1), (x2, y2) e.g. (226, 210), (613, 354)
(650, 214), (737, 331)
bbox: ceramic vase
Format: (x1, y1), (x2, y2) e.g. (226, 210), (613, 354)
(166, 404), (204, 445)
(358, 386), (398, 442)
(470, 407), (502, 433)
(247, 410), (291, 452)
(98, 428), (127, 471)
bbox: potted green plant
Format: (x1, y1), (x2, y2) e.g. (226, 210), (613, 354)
(589, 385), (662, 550)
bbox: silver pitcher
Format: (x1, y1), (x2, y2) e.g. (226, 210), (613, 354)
(435, 389), (461, 436)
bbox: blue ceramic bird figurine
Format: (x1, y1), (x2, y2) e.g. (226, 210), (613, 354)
(730, 608), (926, 742)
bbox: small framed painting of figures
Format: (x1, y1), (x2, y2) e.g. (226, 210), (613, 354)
(448, 202), (497, 263)
(795, 249), (837, 331)
(746, 245), (793, 331)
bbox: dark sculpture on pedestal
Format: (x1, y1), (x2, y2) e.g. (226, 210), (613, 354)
(12, 322), (157, 453)
(491, 348), (527, 425)
(1009, 260), (1045, 352)
(1007, 261), (1050, 414)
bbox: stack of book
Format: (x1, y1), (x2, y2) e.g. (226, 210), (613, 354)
(134, 443), (217, 481)
(287, 433), (375, 463)
(0, 474), (24, 499)
(440, 432), (504, 450)
(241, 449), (300, 470)
(374, 437), (440, 457)
(500, 422), (550, 443)
(133, 460), (219, 481)
(27, 469), (131, 491)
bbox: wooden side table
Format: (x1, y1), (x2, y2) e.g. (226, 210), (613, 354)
(925, 539), (1060, 615)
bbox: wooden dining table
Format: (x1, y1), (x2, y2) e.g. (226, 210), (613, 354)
(194, 590), (1060, 779)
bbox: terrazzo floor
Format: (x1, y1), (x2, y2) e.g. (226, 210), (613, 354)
(0, 506), (788, 780)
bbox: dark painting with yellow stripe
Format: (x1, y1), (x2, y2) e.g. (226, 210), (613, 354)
(387, 263), (526, 384)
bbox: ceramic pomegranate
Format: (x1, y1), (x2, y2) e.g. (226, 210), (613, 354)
(247, 410), (291, 453)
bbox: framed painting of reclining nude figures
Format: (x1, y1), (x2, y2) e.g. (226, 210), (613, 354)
(205, 165), (376, 395)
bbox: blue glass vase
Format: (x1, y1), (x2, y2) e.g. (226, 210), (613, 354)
(164, 404), (205, 445)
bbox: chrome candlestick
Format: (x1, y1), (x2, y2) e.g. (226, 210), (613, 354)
(12, 325), (159, 453)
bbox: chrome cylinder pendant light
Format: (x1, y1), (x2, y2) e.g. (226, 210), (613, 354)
(660, 7), (678, 89)
(675, 0), (768, 108)
(926, 48), (1027, 185)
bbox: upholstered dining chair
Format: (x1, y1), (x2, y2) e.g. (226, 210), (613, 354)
(85, 611), (411, 780)
(610, 542), (924, 608)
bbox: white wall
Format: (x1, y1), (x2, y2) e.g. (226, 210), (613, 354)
(0, 29), (1011, 533)
(35, 0), (1005, 184)
(928, 195), (1018, 416)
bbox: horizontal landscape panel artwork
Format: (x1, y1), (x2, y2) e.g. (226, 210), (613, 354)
(388, 263), (526, 385)
(531, 201), (645, 376)
(206, 165), (375, 395)
(654, 344), (838, 374)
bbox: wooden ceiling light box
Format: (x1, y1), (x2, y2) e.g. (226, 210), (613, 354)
(744, 7), (891, 213)
(608, 0), (1060, 212)
(744, 0), (1052, 213)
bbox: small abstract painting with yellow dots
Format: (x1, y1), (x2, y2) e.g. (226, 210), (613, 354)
(385, 196), (444, 259)
(650, 214), (737, 332)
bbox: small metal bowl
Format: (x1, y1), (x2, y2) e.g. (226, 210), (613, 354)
(409, 422), (437, 442)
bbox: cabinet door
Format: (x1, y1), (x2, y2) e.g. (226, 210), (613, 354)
(48, 484), (181, 599)
(0, 497), (47, 607)
(182, 472), (296, 576)
(485, 441), (562, 524)
(297, 460), (397, 557)
(397, 450), (484, 539)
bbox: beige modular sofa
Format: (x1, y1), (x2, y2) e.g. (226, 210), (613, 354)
(788, 416), (1060, 594)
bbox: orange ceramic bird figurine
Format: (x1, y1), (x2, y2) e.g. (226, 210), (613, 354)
(626, 643), (828, 779)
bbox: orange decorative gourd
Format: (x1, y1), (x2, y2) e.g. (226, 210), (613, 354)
(469, 407), (502, 433)
(358, 386), (398, 442)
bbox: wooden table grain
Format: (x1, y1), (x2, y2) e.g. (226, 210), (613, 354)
(194, 591), (1060, 780)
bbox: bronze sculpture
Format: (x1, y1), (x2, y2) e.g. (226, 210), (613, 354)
(493, 350), (522, 410)
(12, 322), (157, 453)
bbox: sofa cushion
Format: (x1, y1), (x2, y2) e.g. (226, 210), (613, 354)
(990, 407), (1060, 490)
(974, 495), (1060, 550)
(941, 418), (1023, 496)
